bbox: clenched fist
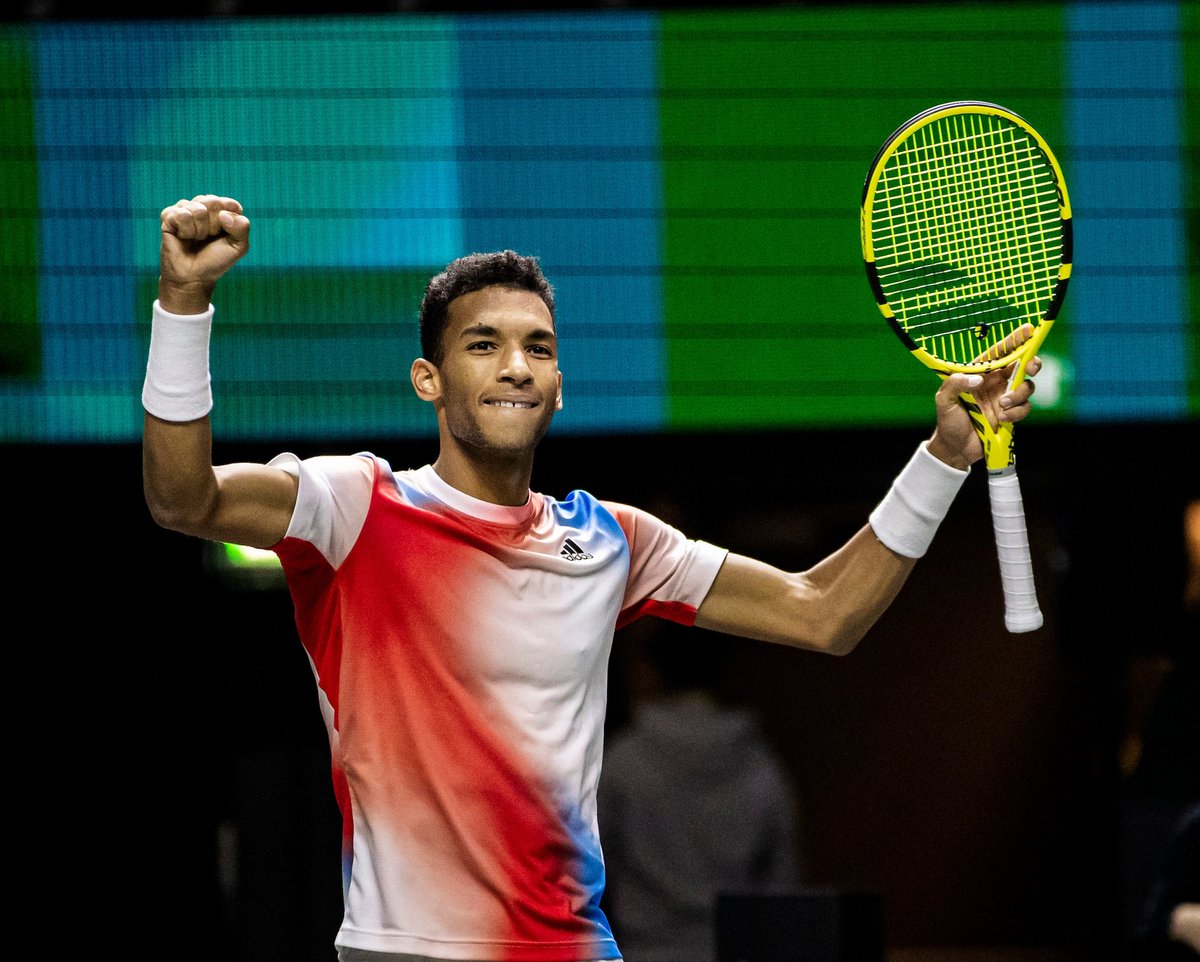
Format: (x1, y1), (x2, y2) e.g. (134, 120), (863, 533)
(159, 194), (250, 314)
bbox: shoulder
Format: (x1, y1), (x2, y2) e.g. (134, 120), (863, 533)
(597, 500), (694, 550)
(269, 453), (379, 562)
(595, 499), (657, 532)
(269, 451), (377, 487)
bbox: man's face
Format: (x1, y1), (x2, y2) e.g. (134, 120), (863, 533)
(428, 286), (562, 455)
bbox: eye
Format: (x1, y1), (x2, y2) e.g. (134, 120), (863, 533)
(467, 341), (496, 352)
(528, 344), (554, 358)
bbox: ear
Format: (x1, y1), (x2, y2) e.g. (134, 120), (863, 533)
(555, 370), (563, 411)
(411, 358), (440, 403)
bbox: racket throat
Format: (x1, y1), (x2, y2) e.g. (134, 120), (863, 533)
(963, 394), (1016, 471)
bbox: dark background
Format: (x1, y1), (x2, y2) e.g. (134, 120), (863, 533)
(21, 416), (1199, 961)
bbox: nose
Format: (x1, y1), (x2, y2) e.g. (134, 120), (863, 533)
(498, 344), (533, 385)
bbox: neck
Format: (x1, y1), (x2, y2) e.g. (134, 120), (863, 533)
(432, 439), (535, 507)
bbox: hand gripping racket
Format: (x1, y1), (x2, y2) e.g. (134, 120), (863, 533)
(860, 101), (1072, 633)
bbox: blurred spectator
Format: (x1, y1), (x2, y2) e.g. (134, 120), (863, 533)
(1121, 499), (1200, 799)
(598, 623), (803, 962)
(1132, 803), (1200, 961)
(1122, 499), (1200, 958)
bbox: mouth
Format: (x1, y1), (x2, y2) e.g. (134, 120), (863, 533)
(484, 399), (538, 409)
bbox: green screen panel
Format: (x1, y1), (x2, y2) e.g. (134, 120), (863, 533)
(658, 6), (1070, 429)
(0, 28), (39, 379)
(664, 273), (934, 427)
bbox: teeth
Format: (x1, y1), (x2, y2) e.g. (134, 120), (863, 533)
(490, 401), (534, 408)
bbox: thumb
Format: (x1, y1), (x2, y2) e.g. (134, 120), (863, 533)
(939, 372), (984, 404)
(218, 210), (251, 254)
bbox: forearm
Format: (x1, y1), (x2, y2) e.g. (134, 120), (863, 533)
(695, 538), (912, 655)
(811, 440), (971, 650)
(141, 294), (219, 533)
(696, 442), (968, 654)
(800, 525), (917, 653)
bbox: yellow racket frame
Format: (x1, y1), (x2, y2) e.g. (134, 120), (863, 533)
(860, 101), (1072, 471)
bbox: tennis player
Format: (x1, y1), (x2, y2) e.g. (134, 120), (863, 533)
(142, 195), (1042, 962)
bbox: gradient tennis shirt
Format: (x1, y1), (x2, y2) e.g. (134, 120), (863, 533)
(268, 452), (728, 961)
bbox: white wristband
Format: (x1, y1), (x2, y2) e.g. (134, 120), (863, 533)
(142, 299), (214, 422)
(869, 441), (970, 558)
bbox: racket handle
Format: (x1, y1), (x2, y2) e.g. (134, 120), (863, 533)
(988, 469), (1043, 633)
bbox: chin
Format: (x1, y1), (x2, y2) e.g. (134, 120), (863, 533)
(487, 425), (552, 453)
(450, 415), (554, 456)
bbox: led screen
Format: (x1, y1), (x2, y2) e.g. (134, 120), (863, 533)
(1, 2), (1195, 442)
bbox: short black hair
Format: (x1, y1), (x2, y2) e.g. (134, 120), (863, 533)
(418, 250), (556, 365)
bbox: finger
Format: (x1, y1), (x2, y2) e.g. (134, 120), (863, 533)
(994, 322), (1036, 357)
(191, 193), (242, 212)
(161, 202), (198, 239)
(193, 194), (242, 233)
(971, 322), (1036, 365)
(1002, 401), (1031, 423)
(997, 350), (1042, 390)
(1000, 377), (1036, 414)
(161, 201), (185, 231)
(184, 199), (214, 238)
(217, 210), (251, 252)
(203, 196), (245, 235)
(939, 372), (984, 405)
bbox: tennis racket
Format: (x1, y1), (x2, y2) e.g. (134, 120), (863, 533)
(860, 101), (1072, 633)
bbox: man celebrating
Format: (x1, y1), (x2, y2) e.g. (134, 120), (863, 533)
(142, 195), (1041, 962)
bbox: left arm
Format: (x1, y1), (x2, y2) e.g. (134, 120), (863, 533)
(695, 528), (914, 657)
(695, 351), (1043, 656)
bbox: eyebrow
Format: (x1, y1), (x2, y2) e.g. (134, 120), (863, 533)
(458, 323), (556, 342)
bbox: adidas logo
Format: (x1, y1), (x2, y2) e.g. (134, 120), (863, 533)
(560, 538), (594, 561)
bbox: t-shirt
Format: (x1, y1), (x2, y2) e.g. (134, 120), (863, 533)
(268, 452), (728, 961)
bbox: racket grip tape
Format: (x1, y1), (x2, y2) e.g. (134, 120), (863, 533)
(988, 471), (1043, 633)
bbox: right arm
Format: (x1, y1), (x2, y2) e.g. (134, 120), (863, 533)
(142, 195), (298, 549)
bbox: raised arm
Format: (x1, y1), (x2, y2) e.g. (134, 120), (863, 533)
(142, 194), (298, 549)
(695, 352), (1042, 655)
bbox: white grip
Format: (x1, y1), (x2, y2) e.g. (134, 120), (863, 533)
(988, 470), (1043, 633)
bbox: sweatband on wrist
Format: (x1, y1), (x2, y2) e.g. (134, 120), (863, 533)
(868, 441), (970, 558)
(142, 299), (214, 422)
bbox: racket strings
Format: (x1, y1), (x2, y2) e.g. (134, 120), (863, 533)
(888, 124), (1053, 305)
(908, 119), (1049, 349)
(881, 120), (1055, 355)
(870, 113), (1063, 365)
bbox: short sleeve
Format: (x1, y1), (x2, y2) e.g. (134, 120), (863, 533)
(268, 452), (374, 569)
(602, 501), (728, 629)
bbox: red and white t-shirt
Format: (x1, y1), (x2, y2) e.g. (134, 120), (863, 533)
(268, 452), (728, 961)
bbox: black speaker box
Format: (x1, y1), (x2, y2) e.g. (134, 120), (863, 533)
(714, 889), (884, 962)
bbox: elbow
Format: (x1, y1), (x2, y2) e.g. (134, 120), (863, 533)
(781, 574), (865, 656)
(794, 617), (861, 657)
(777, 604), (864, 657)
(145, 496), (194, 535)
(823, 627), (864, 657)
(818, 605), (879, 656)
(780, 622), (860, 657)
(143, 484), (212, 537)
